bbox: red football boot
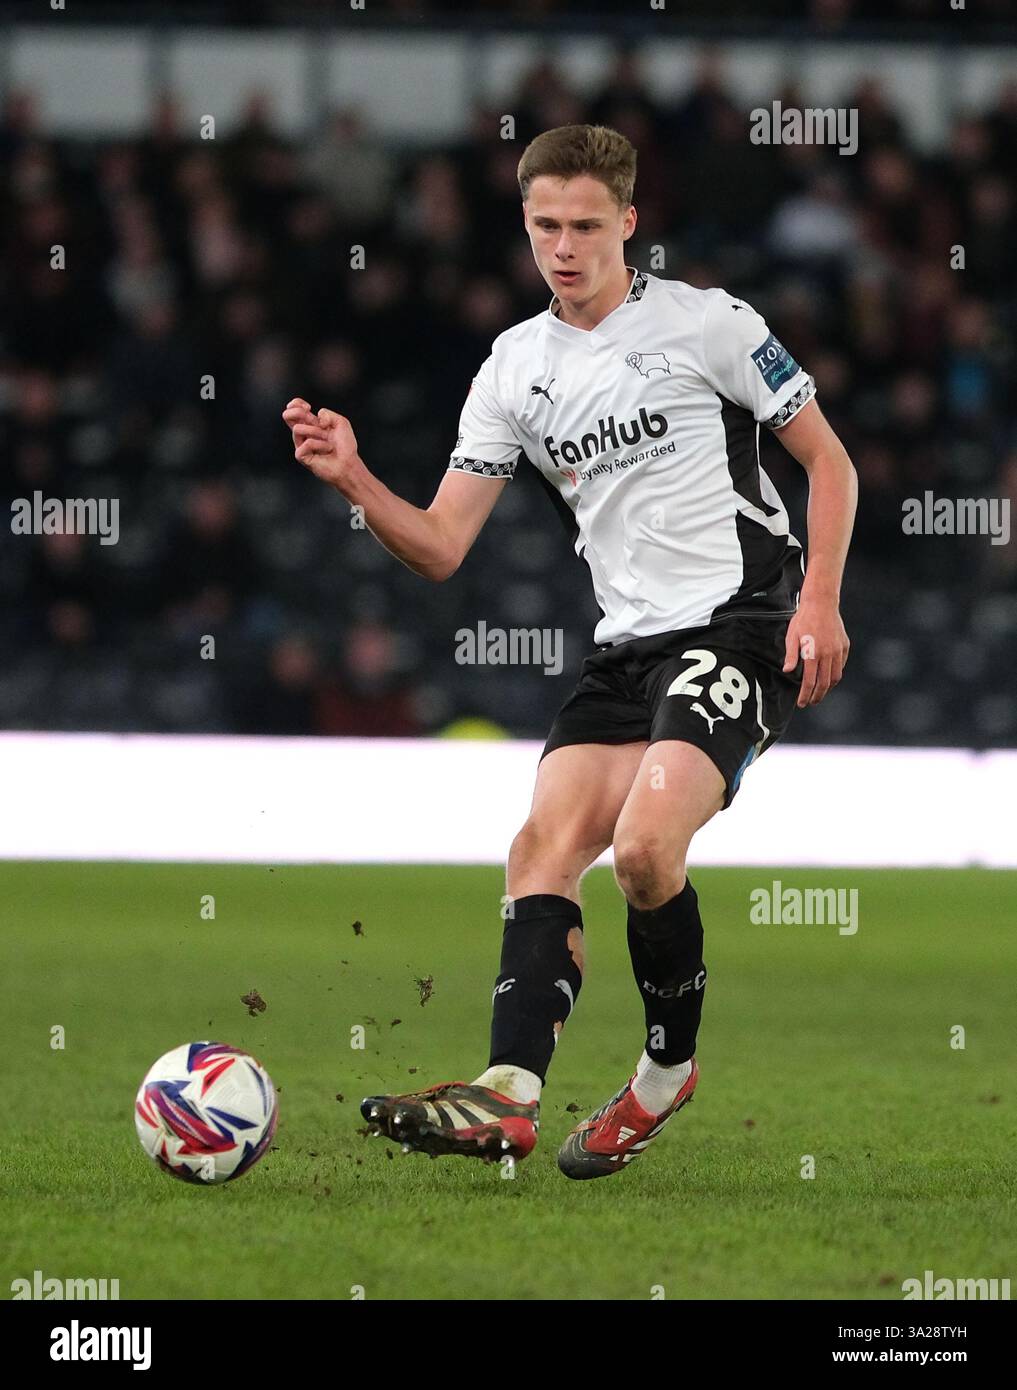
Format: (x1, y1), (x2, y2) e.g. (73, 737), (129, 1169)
(557, 1058), (699, 1180)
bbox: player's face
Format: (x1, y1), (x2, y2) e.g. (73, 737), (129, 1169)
(523, 175), (636, 308)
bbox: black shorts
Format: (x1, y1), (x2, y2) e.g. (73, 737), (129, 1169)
(541, 616), (803, 809)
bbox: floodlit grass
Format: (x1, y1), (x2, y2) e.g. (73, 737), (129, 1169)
(2, 863), (1014, 1300)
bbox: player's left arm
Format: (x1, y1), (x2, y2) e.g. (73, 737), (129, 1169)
(772, 398), (857, 707)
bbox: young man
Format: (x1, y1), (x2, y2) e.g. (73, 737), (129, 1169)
(282, 125), (855, 1179)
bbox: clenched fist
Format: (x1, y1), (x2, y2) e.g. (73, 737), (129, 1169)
(282, 398), (362, 491)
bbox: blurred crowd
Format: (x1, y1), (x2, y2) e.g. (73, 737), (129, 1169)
(1, 51), (1016, 744)
(45, 1), (1017, 27)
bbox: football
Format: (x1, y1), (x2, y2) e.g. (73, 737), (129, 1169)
(134, 1042), (278, 1184)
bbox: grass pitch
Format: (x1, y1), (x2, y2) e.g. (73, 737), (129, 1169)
(1, 862), (1014, 1301)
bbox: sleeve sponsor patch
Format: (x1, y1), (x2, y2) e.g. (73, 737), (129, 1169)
(750, 332), (800, 393)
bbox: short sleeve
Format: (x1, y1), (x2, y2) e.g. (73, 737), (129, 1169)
(448, 353), (522, 479)
(701, 292), (816, 431)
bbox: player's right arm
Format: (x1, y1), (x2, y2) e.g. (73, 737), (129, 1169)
(281, 398), (507, 582)
(284, 351), (521, 583)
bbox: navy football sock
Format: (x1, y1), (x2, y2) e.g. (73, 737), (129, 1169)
(626, 878), (706, 1065)
(488, 894), (584, 1084)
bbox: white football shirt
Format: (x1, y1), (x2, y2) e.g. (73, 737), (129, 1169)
(448, 266), (815, 646)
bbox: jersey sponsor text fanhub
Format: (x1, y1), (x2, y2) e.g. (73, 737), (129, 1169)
(449, 267), (816, 645)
